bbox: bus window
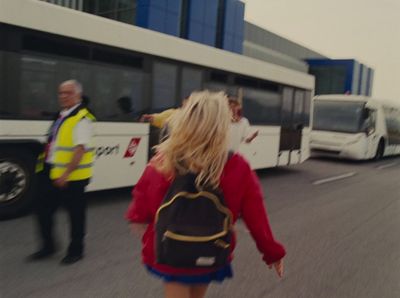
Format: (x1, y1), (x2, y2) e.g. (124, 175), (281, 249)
(303, 91), (311, 127)
(281, 87), (294, 127)
(0, 51), (4, 117)
(241, 87), (281, 125)
(181, 67), (203, 99)
(152, 61), (178, 112)
(19, 54), (59, 119)
(91, 64), (145, 121)
(293, 90), (304, 127)
(313, 100), (365, 133)
(204, 81), (233, 95)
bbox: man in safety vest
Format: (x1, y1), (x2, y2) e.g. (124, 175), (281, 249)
(28, 80), (95, 265)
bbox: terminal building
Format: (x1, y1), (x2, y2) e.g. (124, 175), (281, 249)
(40, 0), (373, 96)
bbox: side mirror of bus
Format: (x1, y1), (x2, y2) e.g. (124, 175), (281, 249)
(362, 109), (370, 119)
(365, 126), (375, 136)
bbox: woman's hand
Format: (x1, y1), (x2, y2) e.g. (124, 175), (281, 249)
(130, 223), (147, 238)
(269, 259), (284, 278)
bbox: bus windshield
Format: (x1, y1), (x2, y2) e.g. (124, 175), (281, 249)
(313, 100), (365, 133)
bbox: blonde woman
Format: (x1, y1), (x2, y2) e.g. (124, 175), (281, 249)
(126, 90), (285, 298)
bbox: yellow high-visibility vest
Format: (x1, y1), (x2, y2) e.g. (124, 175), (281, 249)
(36, 107), (95, 181)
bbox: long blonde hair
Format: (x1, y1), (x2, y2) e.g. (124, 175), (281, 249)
(154, 90), (231, 188)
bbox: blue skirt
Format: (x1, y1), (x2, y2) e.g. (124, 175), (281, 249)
(146, 265), (233, 284)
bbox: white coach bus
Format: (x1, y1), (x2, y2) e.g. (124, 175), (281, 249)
(311, 95), (400, 160)
(0, 0), (314, 218)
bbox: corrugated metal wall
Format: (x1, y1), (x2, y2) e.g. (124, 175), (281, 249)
(243, 22), (326, 73)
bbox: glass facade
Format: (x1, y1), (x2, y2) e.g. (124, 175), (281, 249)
(40, 0), (84, 10)
(309, 65), (347, 95)
(83, 0), (137, 25)
(42, 0), (245, 54)
(307, 59), (373, 96)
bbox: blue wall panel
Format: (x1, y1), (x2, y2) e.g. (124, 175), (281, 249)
(203, 28), (215, 46)
(222, 0), (244, 53)
(186, 0), (217, 46)
(235, 1), (244, 38)
(204, 0), (218, 25)
(223, 0), (235, 35)
(165, 12), (180, 36)
(167, 0), (181, 13)
(136, 1), (150, 28)
(138, 0), (241, 50)
(188, 20), (203, 43)
(306, 59), (375, 95)
(233, 37), (242, 54)
(344, 60), (354, 94)
(148, 6), (166, 32)
(137, 0), (151, 6)
(150, 0), (167, 10)
(223, 0), (235, 51)
(223, 33), (234, 52)
(142, 2), (182, 36)
(189, 0), (204, 22)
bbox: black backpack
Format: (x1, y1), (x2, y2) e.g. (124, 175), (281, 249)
(155, 172), (233, 268)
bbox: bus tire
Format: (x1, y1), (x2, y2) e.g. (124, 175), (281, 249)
(0, 148), (37, 220)
(374, 139), (385, 160)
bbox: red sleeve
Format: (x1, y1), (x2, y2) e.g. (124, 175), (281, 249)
(240, 164), (286, 265)
(125, 165), (153, 223)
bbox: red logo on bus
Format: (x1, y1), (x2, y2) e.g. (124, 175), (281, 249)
(124, 138), (141, 158)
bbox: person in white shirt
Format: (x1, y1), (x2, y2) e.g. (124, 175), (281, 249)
(28, 80), (95, 265)
(228, 97), (258, 152)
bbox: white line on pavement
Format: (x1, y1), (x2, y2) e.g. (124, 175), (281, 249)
(313, 172), (356, 185)
(376, 162), (397, 170)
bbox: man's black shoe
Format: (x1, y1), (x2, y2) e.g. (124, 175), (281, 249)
(60, 254), (83, 265)
(26, 248), (55, 261)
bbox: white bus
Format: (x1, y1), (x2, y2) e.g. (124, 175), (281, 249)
(0, 0), (314, 218)
(310, 95), (400, 160)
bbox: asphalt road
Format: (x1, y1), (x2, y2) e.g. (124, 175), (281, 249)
(1, 156), (400, 298)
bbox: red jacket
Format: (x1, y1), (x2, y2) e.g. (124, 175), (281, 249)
(125, 153), (286, 275)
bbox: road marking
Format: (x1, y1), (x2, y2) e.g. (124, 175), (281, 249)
(313, 172), (356, 185)
(376, 162), (397, 170)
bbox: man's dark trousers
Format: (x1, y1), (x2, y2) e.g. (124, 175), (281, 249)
(35, 164), (88, 256)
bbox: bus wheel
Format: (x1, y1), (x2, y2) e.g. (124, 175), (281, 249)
(0, 149), (36, 220)
(374, 140), (385, 160)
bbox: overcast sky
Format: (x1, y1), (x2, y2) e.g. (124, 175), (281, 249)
(244, 0), (400, 100)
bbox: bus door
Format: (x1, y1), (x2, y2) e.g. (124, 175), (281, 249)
(278, 88), (305, 165)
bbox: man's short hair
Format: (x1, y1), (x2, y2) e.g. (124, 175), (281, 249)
(61, 79), (83, 94)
